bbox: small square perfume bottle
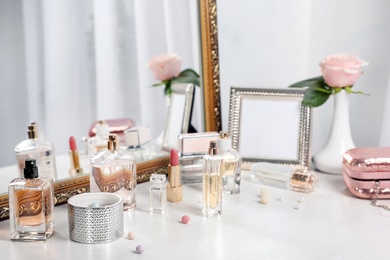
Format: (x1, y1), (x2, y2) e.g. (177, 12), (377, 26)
(8, 158), (55, 241)
(149, 174), (166, 213)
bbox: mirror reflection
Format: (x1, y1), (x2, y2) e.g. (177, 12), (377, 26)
(0, 1), (201, 193)
(217, 0), (390, 156)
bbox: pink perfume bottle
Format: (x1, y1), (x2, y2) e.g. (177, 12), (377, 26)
(9, 158), (55, 241)
(91, 134), (137, 210)
(14, 122), (57, 179)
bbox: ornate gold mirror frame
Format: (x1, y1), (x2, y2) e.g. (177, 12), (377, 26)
(0, 0), (222, 221)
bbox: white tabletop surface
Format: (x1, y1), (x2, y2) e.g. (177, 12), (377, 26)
(0, 171), (388, 259)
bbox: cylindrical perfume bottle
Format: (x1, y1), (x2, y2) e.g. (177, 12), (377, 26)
(91, 134), (137, 210)
(14, 122), (57, 180)
(149, 174), (166, 213)
(218, 131), (241, 194)
(202, 141), (222, 217)
(250, 162), (318, 193)
(8, 158), (55, 241)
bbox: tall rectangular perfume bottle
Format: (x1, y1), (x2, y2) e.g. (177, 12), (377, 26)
(149, 174), (166, 213)
(91, 134), (137, 210)
(202, 141), (222, 217)
(218, 131), (241, 194)
(14, 122), (57, 180)
(9, 158), (55, 241)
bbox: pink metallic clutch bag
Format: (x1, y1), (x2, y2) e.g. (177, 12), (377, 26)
(342, 147), (390, 199)
(89, 118), (136, 142)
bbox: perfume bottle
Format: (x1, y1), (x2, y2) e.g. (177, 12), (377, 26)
(15, 122), (57, 179)
(8, 158), (55, 241)
(217, 131), (241, 194)
(149, 174), (166, 213)
(250, 162), (319, 193)
(88, 120), (109, 156)
(91, 134), (137, 210)
(202, 141), (222, 217)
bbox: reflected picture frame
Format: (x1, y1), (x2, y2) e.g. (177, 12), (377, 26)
(162, 83), (195, 150)
(228, 87), (312, 169)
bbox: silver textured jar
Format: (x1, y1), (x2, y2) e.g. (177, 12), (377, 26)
(67, 192), (123, 244)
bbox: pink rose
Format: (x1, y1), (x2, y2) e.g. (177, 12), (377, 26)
(147, 53), (182, 81)
(320, 54), (368, 87)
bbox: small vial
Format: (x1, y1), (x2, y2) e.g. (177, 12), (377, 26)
(149, 174), (166, 213)
(250, 162), (318, 193)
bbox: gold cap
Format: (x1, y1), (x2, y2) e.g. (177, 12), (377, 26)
(107, 134), (118, 151)
(27, 123), (37, 139)
(208, 141), (218, 155)
(219, 131), (229, 139)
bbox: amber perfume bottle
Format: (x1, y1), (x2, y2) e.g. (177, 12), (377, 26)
(15, 122), (57, 180)
(91, 134), (137, 210)
(217, 131), (241, 194)
(250, 162), (318, 193)
(9, 158), (55, 241)
(202, 141), (222, 217)
(88, 120), (110, 156)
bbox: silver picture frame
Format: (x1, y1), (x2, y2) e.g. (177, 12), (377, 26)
(228, 87), (312, 169)
(162, 83), (195, 150)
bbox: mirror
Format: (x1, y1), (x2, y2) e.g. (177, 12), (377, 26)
(162, 83), (195, 150)
(0, 0), (216, 221)
(203, 0), (390, 157)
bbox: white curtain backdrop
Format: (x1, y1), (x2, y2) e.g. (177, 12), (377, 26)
(0, 0), (199, 167)
(218, 0), (390, 157)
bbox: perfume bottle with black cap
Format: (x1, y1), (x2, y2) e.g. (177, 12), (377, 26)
(8, 158), (55, 241)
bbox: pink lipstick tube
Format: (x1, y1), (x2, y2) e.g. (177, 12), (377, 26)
(167, 149), (182, 202)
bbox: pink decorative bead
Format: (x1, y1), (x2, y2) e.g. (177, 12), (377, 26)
(181, 215), (190, 224)
(127, 232), (135, 240)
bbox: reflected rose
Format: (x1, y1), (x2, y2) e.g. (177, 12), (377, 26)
(147, 53), (182, 81)
(320, 54), (368, 87)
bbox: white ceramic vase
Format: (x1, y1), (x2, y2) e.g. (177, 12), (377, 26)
(313, 90), (355, 174)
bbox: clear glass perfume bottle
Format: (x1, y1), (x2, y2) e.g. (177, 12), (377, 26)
(91, 134), (137, 210)
(149, 174), (166, 213)
(9, 158), (55, 241)
(202, 141), (222, 217)
(250, 162), (319, 193)
(15, 122), (57, 180)
(88, 120), (110, 157)
(218, 131), (241, 194)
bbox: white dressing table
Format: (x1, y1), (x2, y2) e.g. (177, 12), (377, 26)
(0, 172), (387, 259)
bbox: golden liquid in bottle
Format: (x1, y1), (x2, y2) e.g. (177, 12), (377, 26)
(221, 159), (237, 177)
(203, 174), (220, 209)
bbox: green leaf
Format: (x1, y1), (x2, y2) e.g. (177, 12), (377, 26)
(289, 76), (324, 88)
(172, 68), (200, 86)
(152, 82), (164, 87)
(302, 83), (331, 107)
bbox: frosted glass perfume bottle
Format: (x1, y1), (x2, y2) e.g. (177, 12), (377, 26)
(202, 141), (222, 217)
(88, 120), (110, 156)
(15, 122), (57, 179)
(217, 131), (241, 194)
(250, 162), (319, 193)
(91, 134), (137, 210)
(9, 158), (55, 241)
(149, 174), (166, 213)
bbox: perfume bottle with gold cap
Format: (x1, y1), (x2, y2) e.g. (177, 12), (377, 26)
(91, 134), (137, 210)
(202, 141), (222, 217)
(88, 120), (110, 157)
(250, 162), (318, 193)
(218, 131), (241, 195)
(14, 122), (57, 179)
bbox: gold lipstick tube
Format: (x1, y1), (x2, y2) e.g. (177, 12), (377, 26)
(167, 164), (182, 202)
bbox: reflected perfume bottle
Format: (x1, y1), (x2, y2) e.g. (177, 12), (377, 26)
(217, 131), (241, 194)
(250, 162), (318, 193)
(149, 174), (166, 213)
(8, 158), (55, 241)
(91, 134), (137, 210)
(88, 120), (110, 156)
(14, 122), (57, 179)
(202, 141), (222, 217)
